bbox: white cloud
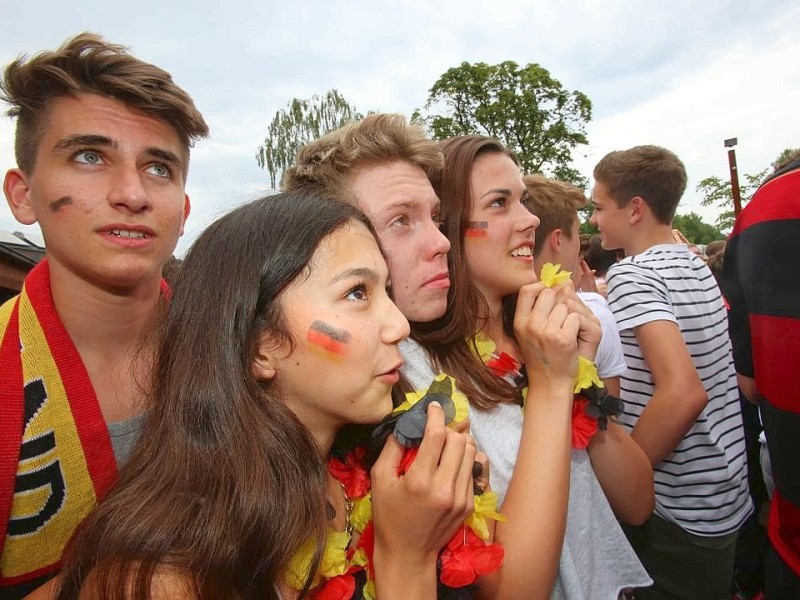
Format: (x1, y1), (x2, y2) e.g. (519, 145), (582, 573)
(1, 0), (798, 245)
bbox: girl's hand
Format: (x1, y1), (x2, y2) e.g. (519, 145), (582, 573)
(513, 282), (581, 389)
(371, 402), (476, 563)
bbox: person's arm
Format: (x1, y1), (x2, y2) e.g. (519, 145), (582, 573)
(370, 402), (476, 600)
(478, 284), (595, 600)
(587, 422), (654, 524)
(601, 375), (620, 398)
(737, 373), (758, 404)
(630, 320), (707, 467)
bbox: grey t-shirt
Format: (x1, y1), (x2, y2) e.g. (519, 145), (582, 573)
(107, 411), (147, 468)
(400, 338), (652, 600)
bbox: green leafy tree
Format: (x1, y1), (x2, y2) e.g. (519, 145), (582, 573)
(671, 212), (724, 245)
(696, 147), (799, 231)
(256, 89), (365, 188)
(413, 61), (592, 187)
(696, 170), (768, 231)
(773, 148), (800, 171)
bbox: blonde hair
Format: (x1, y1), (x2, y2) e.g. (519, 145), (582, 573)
(523, 174), (587, 257)
(282, 113), (443, 202)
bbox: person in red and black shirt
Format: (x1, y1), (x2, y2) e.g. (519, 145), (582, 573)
(724, 152), (800, 599)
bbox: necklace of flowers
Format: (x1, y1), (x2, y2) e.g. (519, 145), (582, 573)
(284, 375), (507, 599)
(470, 263), (624, 450)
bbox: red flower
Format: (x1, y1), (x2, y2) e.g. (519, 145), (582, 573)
(486, 352), (520, 378)
(398, 446), (419, 476)
(439, 526), (505, 588)
(329, 447), (371, 497)
(571, 397), (598, 449)
(312, 573), (356, 600)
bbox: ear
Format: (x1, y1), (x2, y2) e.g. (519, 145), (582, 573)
(252, 330), (283, 381)
(4, 169), (37, 225)
(179, 194), (191, 236)
(549, 228), (563, 253)
(629, 196), (646, 225)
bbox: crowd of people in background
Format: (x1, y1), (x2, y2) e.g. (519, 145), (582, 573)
(1, 32), (798, 600)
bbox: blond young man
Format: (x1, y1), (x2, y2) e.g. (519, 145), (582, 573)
(283, 113), (451, 324)
(524, 174), (627, 395)
(0, 33), (208, 597)
(590, 145), (752, 600)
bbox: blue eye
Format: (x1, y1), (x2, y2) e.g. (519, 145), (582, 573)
(73, 150), (103, 165)
(146, 163), (172, 178)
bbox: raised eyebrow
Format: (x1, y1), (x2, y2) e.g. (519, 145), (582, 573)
(329, 267), (380, 286)
(54, 134), (116, 151)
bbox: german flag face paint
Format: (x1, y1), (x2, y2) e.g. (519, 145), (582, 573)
(465, 221), (488, 238)
(307, 320), (351, 359)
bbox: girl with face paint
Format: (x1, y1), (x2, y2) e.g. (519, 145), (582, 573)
(51, 192), (479, 600)
(400, 136), (654, 599)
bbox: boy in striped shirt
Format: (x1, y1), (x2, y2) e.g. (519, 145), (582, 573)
(589, 145), (752, 600)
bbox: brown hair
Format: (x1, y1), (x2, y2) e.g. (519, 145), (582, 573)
(523, 174), (586, 258)
(593, 145), (687, 224)
(282, 113), (443, 202)
(416, 135), (522, 409)
(57, 193), (375, 599)
(1, 32), (209, 177)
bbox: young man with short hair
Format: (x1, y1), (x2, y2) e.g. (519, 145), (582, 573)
(0, 33), (208, 597)
(283, 113), (451, 324)
(590, 145), (752, 599)
(524, 174), (627, 395)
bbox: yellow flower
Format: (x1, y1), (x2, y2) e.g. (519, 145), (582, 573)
(540, 262), (572, 288)
(393, 374), (470, 426)
(284, 528), (350, 590)
(469, 330), (496, 363)
(574, 356), (603, 393)
(465, 489), (507, 540)
(350, 493), (372, 534)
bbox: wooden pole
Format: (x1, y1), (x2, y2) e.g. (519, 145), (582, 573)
(724, 138), (742, 217)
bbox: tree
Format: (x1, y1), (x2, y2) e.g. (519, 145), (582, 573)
(696, 170), (768, 232)
(413, 61), (592, 187)
(773, 148), (800, 171)
(696, 147), (798, 232)
(671, 213), (724, 245)
(256, 89), (365, 188)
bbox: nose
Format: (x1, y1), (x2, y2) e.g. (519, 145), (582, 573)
(425, 219), (451, 258)
(107, 166), (151, 213)
(382, 296), (411, 344)
(589, 210), (597, 227)
(518, 202), (540, 232)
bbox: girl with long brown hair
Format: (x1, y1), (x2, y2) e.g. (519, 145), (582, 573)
(403, 136), (654, 599)
(50, 192), (477, 599)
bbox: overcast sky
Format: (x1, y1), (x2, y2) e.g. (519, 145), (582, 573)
(2, 0), (798, 254)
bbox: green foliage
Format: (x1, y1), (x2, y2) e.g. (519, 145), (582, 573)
(578, 205), (597, 235)
(696, 147), (798, 231)
(773, 148), (800, 171)
(413, 61), (592, 188)
(696, 169), (768, 231)
(256, 89), (365, 188)
(671, 213), (724, 245)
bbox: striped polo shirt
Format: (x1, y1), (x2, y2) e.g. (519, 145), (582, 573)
(607, 244), (752, 536)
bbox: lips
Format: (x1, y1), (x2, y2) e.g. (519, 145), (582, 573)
(423, 272), (450, 288)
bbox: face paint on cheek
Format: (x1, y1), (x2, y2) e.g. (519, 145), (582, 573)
(307, 320), (350, 360)
(49, 196), (73, 213)
(465, 221), (488, 239)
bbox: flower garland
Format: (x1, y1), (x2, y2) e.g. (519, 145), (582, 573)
(284, 375), (506, 599)
(470, 263), (624, 449)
